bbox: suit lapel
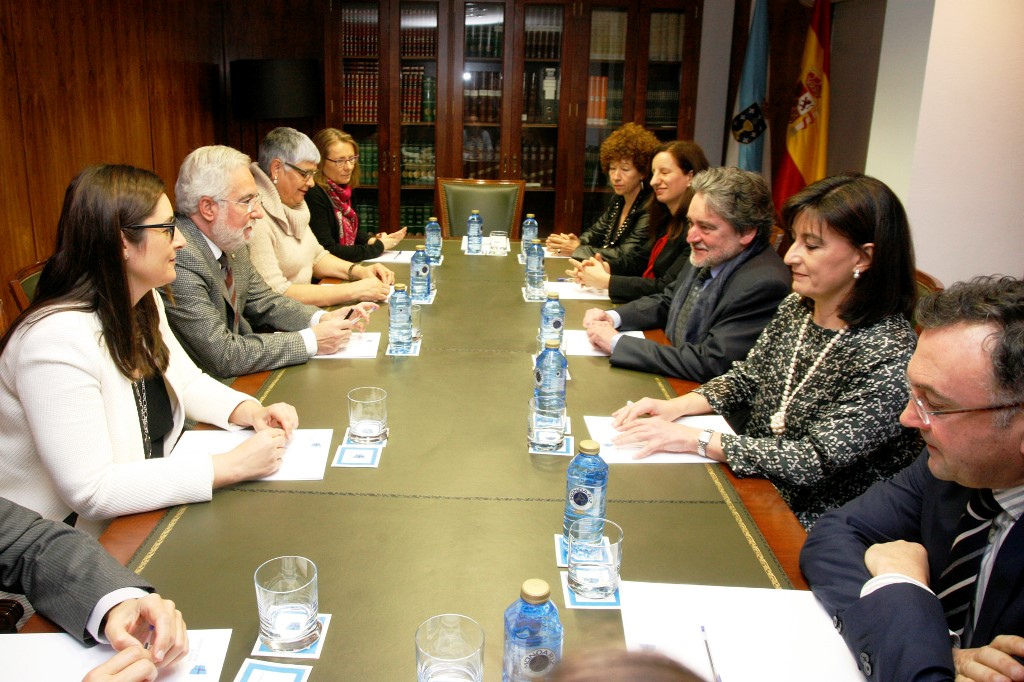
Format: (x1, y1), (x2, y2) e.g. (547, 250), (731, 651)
(971, 520), (1024, 645)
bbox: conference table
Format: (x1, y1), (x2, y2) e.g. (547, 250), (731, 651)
(27, 240), (808, 679)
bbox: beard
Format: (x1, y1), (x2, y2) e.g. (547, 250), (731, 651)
(208, 210), (249, 253)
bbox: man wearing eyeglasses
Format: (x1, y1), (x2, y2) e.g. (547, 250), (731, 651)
(801, 276), (1024, 682)
(162, 145), (372, 379)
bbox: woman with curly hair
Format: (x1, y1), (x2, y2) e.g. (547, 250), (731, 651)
(546, 123), (660, 275)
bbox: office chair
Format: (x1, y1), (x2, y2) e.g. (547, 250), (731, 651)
(436, 178), (525, 239)
(8, 259), (47, 313)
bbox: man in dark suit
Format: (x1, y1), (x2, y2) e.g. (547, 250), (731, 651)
(163, 145), (367, 378)
(801, 276), (1024, 681)
(582, 167), (791, 383)
(1, 496), (187, 679)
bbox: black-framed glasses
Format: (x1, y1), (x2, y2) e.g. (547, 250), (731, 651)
(285, 162), (318, 180)
(123, 220), (176, 241)
(220, 193), (263, 213)
(326, 155), (359, 168)
(906, 378), (1024, 426)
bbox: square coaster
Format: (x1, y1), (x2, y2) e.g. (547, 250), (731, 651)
(342, 428), (387, 448)
(332, 444), (383, 468)
(559, 571), (621, 609)
(250, 614), (332, 659)
(234, 659), (312, 682)
(386, 339), (421, 356)
(529, 434), (574, 457)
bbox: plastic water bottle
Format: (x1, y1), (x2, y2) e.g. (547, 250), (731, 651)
(388, 283), (412, 351)
(425, 216), (442, 264)
(540, 292), (565, 346)
(525, 239), (546, 301)
(562, 439), (608, 552)
(467, 209), (483, 254)
(502, 579), (563, 682)
(410, 245), (431, 302)
(520, 214), (539, 256)
(534, 339), (566, 411)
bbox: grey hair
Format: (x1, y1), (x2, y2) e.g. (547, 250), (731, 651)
(257, 127), (320, 173)
(916, 275), (1024, 428)
(175, 145), (251, 216)
(689, 167), (775, 245)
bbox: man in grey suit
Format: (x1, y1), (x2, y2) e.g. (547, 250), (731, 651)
(163, 145), (370, 379)
(583, 167), (791, 382)
(2, 496), (187, 680)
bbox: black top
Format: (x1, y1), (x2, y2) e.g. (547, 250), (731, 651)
(143, 375), (174, 458)
(607, 234), (691, 304)
(306, 184), (385, 262)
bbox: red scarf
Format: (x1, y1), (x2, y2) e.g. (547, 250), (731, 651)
(643, 234), (668, 278)
(326, 179), (358, 246)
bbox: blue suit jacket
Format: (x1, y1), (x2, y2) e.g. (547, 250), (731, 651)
(801, 451), (1024, 680)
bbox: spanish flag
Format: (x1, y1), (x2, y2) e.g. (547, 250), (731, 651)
(772, 0), (830, 210)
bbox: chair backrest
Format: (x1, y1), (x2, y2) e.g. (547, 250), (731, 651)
(769, 225), (791, 257)
(436, 178), (526, 239)
(8, 259), (47, 313)
(912, 269), (944, 334)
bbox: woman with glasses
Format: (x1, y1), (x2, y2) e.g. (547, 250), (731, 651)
(308, 128), (406, 262)
(0, 165), (299, 536)
(247, 127), (395, 308)
(611, 174), (923, 529)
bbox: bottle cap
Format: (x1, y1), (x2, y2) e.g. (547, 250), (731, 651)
(544, 339), (560, 349)
(578, 439), (601, 455)
(471, 209), (480, 214)
(520, 578), (550, 604)
(526, 213), (535, 218)
(429, 216), (437, 221)
(416, 244), (426, 250)
(546, 291), (559, 300)
(395, 283), (407, 291)
(532, 239), (542, 244)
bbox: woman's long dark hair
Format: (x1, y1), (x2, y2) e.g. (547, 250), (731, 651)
(0, 164), (170, 378)
(647, 140), (710, 242)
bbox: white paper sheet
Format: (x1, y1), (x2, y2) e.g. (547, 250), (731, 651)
(562, 329), (644, 356)
(309, 332), (380, 359)
(364, 250), (414, 264)
(583, 415), (733, 464)
(171, 429), (333, 480)
(620, 581), (862, 681)
(0, 628), (231, 681)
(544, 281), (610, 300)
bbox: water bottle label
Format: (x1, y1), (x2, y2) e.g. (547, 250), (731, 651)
(412, 263), (430, 277)
(534, 368), (565, 386)
(520, 648), (558, 676)
(568, 485), (600, 512)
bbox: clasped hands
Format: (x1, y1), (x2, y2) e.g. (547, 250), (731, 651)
(864, 540), (1024, 682)
(565, 253), (611, 290)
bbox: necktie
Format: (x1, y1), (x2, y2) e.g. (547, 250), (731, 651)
(671, 267), (711, 345)
(218, 253), (239, 333)
(936, 488), (1002, 639)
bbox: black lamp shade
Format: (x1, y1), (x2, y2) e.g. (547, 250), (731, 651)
(230, 59), (323, 119)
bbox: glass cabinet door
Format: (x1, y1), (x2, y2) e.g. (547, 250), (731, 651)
(398, 1), (441, 232)
(582, 6), (629, 230)
(644, 7), (688, 141)
(460, 2), (505, 180)
(338, 2), (383, 232)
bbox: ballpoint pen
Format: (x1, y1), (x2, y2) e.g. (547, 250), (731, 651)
(701, 625), (721, 682)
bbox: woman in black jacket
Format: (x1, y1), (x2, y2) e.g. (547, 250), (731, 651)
(308, 128), (406, 262)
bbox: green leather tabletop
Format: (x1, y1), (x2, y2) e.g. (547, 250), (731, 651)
(129, 241), (791, 680)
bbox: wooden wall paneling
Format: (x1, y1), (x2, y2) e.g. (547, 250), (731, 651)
(13, 0), (155, 260)
(143, 0), (227, 203)
(221, 0), (327, 160)
(0, 1), (35, 320)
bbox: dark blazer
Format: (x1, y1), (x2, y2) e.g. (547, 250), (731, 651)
(0, 497), (152, 643)
(611, 245), (791, 382)
(573, 187), (652, 277)
(607, 234), (691, 304)
(306, 184), (385, 263)
(161, 216), (321, 379)
(801, 451), (1024, 681)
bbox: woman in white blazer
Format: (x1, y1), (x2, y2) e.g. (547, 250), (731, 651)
(0, 165), (298, 536)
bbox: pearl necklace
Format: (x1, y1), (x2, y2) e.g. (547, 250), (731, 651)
(770, 314), (848, 436)
(131, 378), (153, 459)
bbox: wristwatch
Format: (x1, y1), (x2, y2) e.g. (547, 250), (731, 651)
(696, 428), (714, 458)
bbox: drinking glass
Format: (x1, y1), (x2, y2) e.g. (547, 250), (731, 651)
(528, 397), (566, 452)
(415, 614), (484, 681)
(348, 386), (388, 443)
(488, 231), (509, 256)
(411, 304), (423, 341)
(254, 556), (321, 651)
(567, 518), (623, 599)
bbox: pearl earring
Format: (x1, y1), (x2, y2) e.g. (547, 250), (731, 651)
(853, 268), (861, 280)
(273, 176), (278, 185)
(124, 252), (129, 261)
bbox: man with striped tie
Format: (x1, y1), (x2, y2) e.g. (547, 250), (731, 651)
(801, 276), (1024, 681)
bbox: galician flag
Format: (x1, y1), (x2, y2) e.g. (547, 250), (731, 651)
(772, 0), (830, 209)
(726, 0), (770, 177)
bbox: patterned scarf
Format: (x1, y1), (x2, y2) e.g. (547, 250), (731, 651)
(326, 179), (358, 245)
